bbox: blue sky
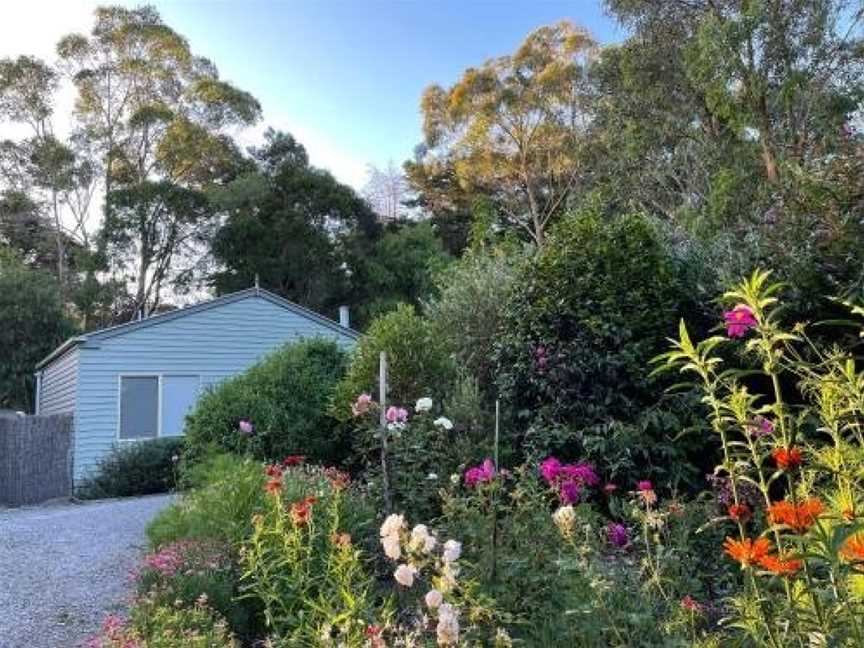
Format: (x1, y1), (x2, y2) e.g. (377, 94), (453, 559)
(0, 0), (623, 189)
(152, 0), (624, 187)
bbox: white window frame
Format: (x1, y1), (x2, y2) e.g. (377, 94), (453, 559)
(116, 373), (162, 441)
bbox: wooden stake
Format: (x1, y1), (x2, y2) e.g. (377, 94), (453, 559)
(379, 351), (392, 513)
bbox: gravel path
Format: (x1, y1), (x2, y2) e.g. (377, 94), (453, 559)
(0, 495), (172, 648)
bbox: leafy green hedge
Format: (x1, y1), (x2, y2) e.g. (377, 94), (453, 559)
(76, 437), (183, 499)
(184, 338), (348, 464)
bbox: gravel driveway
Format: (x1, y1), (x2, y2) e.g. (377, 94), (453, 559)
(0, 495), (172, 648)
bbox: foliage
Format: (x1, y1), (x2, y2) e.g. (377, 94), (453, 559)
(86, 597), (237, 648)
(493, 208), (706, 480)
(0, 249), (75, 410)
(210, 129), (380, 321)
(76, 437), (184, 500)
(654, 269), (864, 645)
(438, 460), (729, 646)
(239, 465), (380, 646)
(146, 452), (267, 548)
(427, 247), (529, 394)
(355, 220), (451, 322)
(415, 21), (596, 246)
(184, 338), (348, 465)
(56, 4), (261, 315)
(135, 538), (261, 641)
(332, 304), (455, 424)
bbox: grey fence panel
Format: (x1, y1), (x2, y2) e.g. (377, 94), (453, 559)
(0, 414), (73, 507)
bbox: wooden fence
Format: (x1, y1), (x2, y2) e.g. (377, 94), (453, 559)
(0, 414), (73, 507)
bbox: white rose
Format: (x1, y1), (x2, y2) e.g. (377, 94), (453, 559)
(380, 513), (405, 538)
(423, 534), (438, 553)
(381, 533), (401, 560)
(433, 416), (453, 430)
(552, 505), (576, 538)
(394, 563), (416, 587)
(436, 603), (460, 645)
(415, 397), (433, 412)
(442, 540), (462, 563)
(425, 588), (443, 609)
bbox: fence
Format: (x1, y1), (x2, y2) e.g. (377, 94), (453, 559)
(0, 414), (73, 507)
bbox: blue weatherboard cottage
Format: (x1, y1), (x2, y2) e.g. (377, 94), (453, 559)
(34, 288), (359, 482)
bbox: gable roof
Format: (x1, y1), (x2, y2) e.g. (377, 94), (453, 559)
(36, 288), (360, 370)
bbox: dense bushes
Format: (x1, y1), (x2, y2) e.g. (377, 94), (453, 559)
(493, 209), (708, 479)
(184, 338), (348, 465)
(427, 248), (529, 394)
(332, 304), (455, 422)
(76, 437), (183, 499)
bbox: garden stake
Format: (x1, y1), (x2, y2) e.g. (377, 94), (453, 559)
(379, 351), (392, 513)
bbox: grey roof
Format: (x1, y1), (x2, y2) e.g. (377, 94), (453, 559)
(36, 287), (360, 370)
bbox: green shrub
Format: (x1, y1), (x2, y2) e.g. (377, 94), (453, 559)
(493, 208), (707, 480)
(76, 437), (183, 500)
(427, 247), (529, 394)
(146, 453), (266, 548)
(89, 597), (236, 647)
(136, 538), (262, 641)
(331, 303), (455, 423)
(184, 338), (348, 465)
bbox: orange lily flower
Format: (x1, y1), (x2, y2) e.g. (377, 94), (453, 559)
(724, 536), (773, 567)
(767, 498), (823, 533)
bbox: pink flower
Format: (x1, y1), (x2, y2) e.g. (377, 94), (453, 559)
(464, 458), (496, 487)
(540, 457), (562, 483)
(352, 393), (374, 417)
(385, 406), (409, 424)
(604, 483), (618, 495)
(238, 419), (254, 435)
(560, 463), (599, 487)
(637, 480), (653, 492)
(606, 522), (630, 548)
(559, 479), (582, 504)
(724, 303), (757, 338)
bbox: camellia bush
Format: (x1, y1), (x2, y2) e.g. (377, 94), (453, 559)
(493, 208), (709, 485)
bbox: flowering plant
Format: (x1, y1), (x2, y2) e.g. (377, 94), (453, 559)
(654, 269), (864, 645)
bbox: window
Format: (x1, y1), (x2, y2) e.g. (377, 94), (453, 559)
(119, 376), (159, 439)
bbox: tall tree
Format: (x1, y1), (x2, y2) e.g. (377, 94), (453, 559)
(362, 161), (414, 222)
(414, 21), (596, 247)
(210, 129), (380, 318)
(0, 248), (75, 412)
(57, 5), (261, 316)
(0, 56), (97, 292)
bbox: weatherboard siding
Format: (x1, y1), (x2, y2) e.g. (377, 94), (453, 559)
(39, 348), (78, 416)
(73, 294), (355, 480)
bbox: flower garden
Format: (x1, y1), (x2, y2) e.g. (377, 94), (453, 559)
(81, 267), (864, 647)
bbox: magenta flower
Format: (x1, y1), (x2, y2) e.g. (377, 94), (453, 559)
(606, 522), (630, 548)
(724, 303), (757, 338)
(385, 406), (409, 424)
(238, 419), (254, 435)
(540, 457), (562, 484)
(559, 479), (582, 504)
(637, 480), (653, 492)
(351, 393), (374, 417)
(465, 458), (496, 487)
(561, 462), (599, 487)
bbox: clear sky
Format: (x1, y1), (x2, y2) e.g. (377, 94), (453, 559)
(0, 0), (623, 189)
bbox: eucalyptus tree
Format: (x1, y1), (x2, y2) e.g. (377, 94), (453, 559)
(57, 5), (261, 316)
(0, 55), (96, 291)
(413, 21), (597, 247)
